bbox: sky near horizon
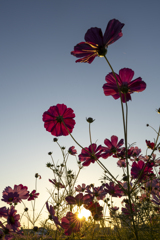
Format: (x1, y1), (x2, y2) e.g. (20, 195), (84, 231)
(0, 0), (160, 227)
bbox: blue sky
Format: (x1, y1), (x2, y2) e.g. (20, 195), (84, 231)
(0, 0), (160, 227)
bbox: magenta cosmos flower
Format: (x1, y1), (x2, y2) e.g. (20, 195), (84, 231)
(84, 202), (103, 220)
(28, 190), (39, 201)
(103, 68), (146, 103)
(71, 19), (124, 63)
(2, 185), (29, 204)
(75, 184), (86, 192)
(101, 135), (124, 159)
(61, 212), (84, 236)
(146, 140), (156, 150)
(43, 104), (76, 137)
(68, 146), (77, 155)
(86, 186), (106, 200)
(65, 193), (93, 207)
(7, 206), (20, 232)
(105, 182), (123, 197)
(78, 143), (103, 166)
(131, 160), (153, 181)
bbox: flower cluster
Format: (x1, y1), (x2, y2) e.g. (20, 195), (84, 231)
(2, 17), (160, 239)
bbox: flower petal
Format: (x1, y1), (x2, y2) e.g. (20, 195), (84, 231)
(103, 19), (125, 46)
(119, 68), (134, 83)
(85, 27), (103, 46)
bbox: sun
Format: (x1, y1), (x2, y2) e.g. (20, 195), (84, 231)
(78, 208), (91, 219)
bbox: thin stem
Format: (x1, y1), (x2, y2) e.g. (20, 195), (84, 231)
(97, 160), (127, 195)
(104, 56), (126, 137)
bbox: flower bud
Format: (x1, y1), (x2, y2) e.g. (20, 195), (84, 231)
(53, 138), (58, 142)
(86, 117), (95, 123)
(35, 173), (39, 178)
(156, 108), (160, 114)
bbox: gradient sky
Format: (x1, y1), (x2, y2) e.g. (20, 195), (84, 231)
(0, 0), (160, 227)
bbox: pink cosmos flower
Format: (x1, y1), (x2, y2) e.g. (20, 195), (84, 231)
(2, 192), (19, 205)
(2, 185), (29, 205)
(65, 193), (93, 207)
(101, 135), (124, 159)
(61, 212), (84, 236)
(115, 147), (134, 160)
(129, 146), (142, 161)
(49, 179), (65, 188)
(117, 159), (126, 167)
(146, 140), (156, 150)
(42, 104), (76, 136)
(131, 160), (153, 181)
(28, 190), (39, 201)
(7, 206), (20, 232)
(103, 68), (146, 103)
(75, 184), (86, 192)
(105, 182), (123, 197)
(71, 19), (124, 63)
(46, 202), (61, 226)
(86, 186), (106, 200)
(68, 146), (77, 155)
(119, 181), (132, 194)
(13, 184), (29, 200)
(84, 202), (103, 220)
(143, 179), (160, 194)
(78, 143), (103, 166)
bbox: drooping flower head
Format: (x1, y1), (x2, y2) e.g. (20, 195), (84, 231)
(103, 68), (146, 103)
(68, 146), (77, 155)
(46, 202), (61, 226)
(49, 179), (65, 189)
(117, 159), (127, 167)
(43, 104), (76, 136)
(71, 19), (124, 63)
(146, 140), (156, 150)
(78, 143), (103, 166)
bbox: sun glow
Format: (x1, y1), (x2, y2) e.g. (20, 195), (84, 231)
(78, 208), (91, 219)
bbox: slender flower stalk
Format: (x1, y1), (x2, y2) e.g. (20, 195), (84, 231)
(104, 57), (139, 239)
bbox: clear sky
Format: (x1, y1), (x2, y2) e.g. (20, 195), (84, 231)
(0, 0), (160, 227)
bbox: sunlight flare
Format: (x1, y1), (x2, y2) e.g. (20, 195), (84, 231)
(78, 208), (91, 219)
